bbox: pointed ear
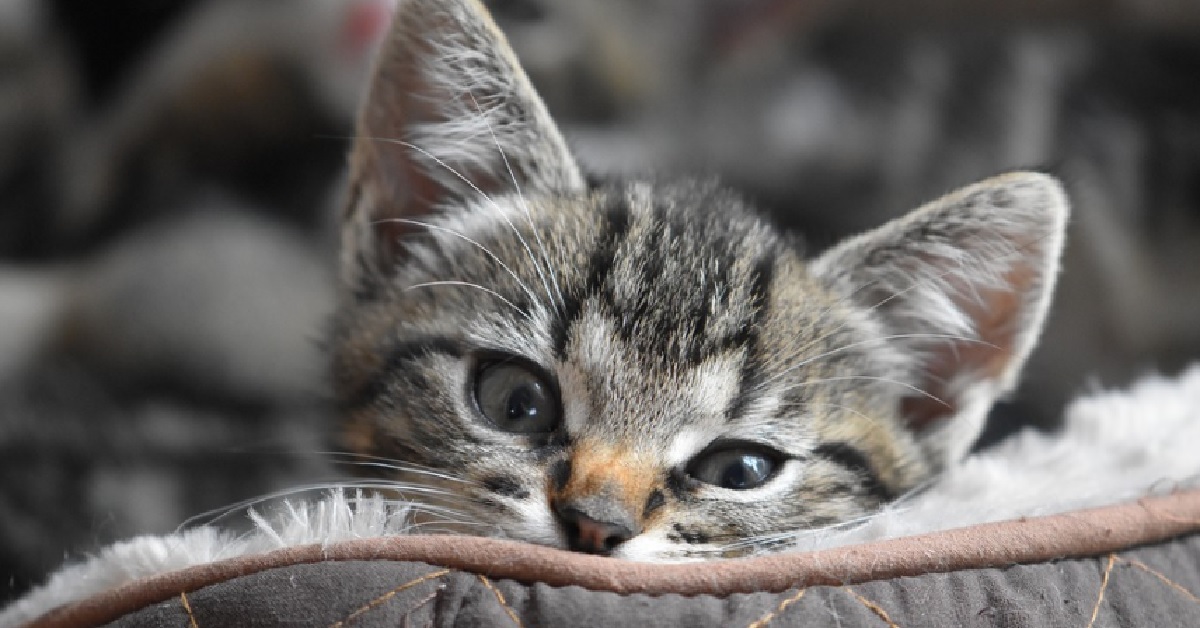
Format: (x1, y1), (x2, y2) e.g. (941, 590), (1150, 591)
(811, 172), (1069, 468)
(342, 0), (585, 282)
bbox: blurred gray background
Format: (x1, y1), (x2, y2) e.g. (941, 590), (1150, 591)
(2, 0), (1198, 605)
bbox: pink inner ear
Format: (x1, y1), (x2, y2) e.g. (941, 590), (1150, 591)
(356, 35), (510, 227)
(340, 1), (395, 56)
(901, 264), (1036, 431)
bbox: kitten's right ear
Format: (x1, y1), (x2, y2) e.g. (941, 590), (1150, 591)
(342, 0), (585, 284)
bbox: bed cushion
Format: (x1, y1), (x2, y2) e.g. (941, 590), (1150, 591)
(23, 488), (1200, 628)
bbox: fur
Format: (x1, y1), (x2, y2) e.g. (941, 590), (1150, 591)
(331, 0), (1069, 560)
(5, 365), (1198, 627)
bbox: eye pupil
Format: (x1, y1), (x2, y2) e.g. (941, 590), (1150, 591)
(721, 464), (744, 488)
(507, 384), (541, 421)
(686, 444), (781, 490)
(721, 455), (768, 489)
(475, 361), (559, 434)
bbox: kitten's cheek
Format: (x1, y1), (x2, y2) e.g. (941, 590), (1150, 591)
(503, 493), (569, 548)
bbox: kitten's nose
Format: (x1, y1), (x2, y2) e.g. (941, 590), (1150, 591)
(555, 500), (637, 555)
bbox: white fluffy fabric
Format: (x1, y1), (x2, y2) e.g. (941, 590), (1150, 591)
(788, 364), (1200, 550)
(4, 365), (1200, 627)
(0, 495), (421, 627)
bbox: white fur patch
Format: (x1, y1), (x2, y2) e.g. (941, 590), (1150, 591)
(686, 356), (743, 418)
(5, 366), (1200, 626)
(666, 429), (708, 466)
(506, 487), (562, 547)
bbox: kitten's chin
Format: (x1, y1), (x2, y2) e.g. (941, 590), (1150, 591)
(497, 516), (740, 562)
(606, 531), (713, 563)
(500, 527), (569, 551)
(496, 515), (699, 562)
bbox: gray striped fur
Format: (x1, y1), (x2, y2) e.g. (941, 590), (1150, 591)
(331, 0), (1068, 560)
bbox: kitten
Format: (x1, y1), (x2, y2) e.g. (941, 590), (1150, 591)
(331, 0), (1068, 560)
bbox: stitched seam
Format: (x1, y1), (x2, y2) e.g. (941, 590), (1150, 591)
(1121, 557), (1200, 604)
(329, 568), (451, 628)
(1085, 553), (1117, 628)
(478, 574), (523, 627)
(746, 588), (807, 628)
(401, 587), (443, 628)
(179, 591), (200, 628)
(844, 587), (900, 628)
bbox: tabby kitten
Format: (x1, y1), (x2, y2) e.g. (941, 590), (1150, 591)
(332, 0), (1067, 560)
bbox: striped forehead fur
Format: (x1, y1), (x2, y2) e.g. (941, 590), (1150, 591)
(333, 0), (1068, 561)
(334, 178), (936, 557)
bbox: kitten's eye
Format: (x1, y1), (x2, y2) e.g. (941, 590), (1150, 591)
(474, 362), (559, 433)
(687, 444), (782, 490)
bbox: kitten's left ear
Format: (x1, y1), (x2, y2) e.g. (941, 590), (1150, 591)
(811, 172), (1069, 468)
(342, 0), (585, 283)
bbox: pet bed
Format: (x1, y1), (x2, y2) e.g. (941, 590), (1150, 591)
(5, 367), (1200, 627)
(15, 491), (1200, 627)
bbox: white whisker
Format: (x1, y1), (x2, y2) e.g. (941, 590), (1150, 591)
(321, 452), (480, 486)
(778, 399), (883, 427)
(328, 460), (478, 486)
(372, 217), (540, 309)
(363, 135), (553, 313)
(754, 332), (998, 393)
(404, 280), (531, 320)
(176, 481), (476, 532)
(468, 91), (566, 312)
(775, 240), (1035, 396)
(785, 374), (950, 407)
(704, 480), (935, 555)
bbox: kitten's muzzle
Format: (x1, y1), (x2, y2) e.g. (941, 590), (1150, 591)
(554, 498), (638, 555)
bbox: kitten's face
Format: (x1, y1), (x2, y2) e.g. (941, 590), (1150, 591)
(335, 182), (929, 559)
(333, 0), (1067, 560)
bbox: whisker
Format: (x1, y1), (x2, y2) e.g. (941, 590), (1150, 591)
(707, 511), (882, 554)
(468, 91), (566, 312)
(754, 332), (998, 393)
(773, 270), (917, 375)
(705, 480), (936, 555)
(229, 496), (486, 548)
(176, 481), (476, 532)
(404, 280), (532, 320)
(324, 455), (460, 476)
(272, 495), (478, 528)
(766, 238), (1041, 397)
(368, 134), (556, 313)
(777, 399), (883, 427)
(784, 374), (951, 407)
(327, 460), (478, 486)
(356, 136), (494, 202)
(402, 518), (502, 534)
(372, 217), (540, 309)
(319, 450), (463, 472)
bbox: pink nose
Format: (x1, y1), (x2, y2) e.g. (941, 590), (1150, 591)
(555, 503), (636, 555)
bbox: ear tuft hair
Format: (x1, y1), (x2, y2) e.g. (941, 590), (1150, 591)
(813, 172), (1069, 467)
(341, 0), (584, 285)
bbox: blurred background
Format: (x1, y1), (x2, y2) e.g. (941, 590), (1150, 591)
(2, 0), (1198, 604)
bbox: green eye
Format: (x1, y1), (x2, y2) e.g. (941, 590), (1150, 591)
(687, 444), (782, 490)
(474, 361), (560, 433)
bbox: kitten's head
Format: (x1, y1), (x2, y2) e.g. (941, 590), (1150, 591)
(332, 0), (1068, 560)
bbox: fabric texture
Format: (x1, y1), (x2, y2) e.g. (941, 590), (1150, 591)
(97, 535), (1200, 628)
(28, 533), (1200, 627)
(20, 488), (1200, 628)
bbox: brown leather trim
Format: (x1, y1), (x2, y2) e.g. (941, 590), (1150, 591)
(27, 488), (1200, 628)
